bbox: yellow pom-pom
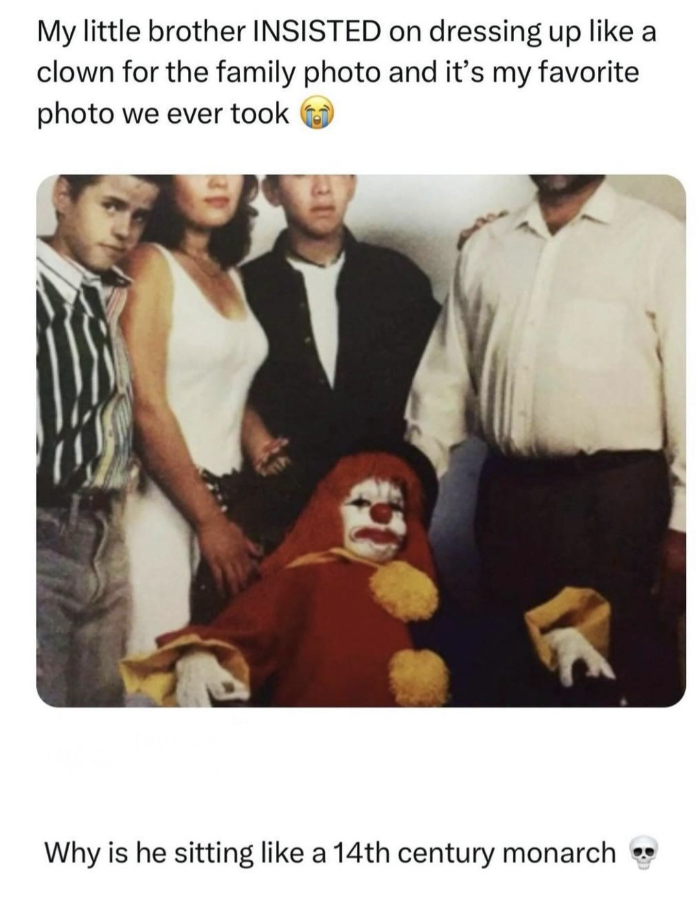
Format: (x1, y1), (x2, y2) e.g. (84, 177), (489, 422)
(388, 649), (449, 707)
(370, 561), (438, 622)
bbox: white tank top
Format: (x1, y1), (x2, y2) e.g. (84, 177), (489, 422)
(154, 244), (268, 474)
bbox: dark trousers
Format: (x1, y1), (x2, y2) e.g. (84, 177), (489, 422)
(475, 450), (681, 707)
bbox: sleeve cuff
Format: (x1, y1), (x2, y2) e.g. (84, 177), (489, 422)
(524, 587), (611, 672)
(669, 489), (686, 532)
(119, 634), (250, 707)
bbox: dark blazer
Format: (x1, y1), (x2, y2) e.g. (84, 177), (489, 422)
(241, 229), (439, 520)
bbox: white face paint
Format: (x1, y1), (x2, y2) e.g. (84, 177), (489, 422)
(341, 477), (407, 563)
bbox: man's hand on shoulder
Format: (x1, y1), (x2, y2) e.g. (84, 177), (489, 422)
(457, 211), (509, 251)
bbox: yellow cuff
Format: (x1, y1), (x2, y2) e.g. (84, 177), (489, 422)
(524, 587), (610, 672)
(119, 634), (250, 707)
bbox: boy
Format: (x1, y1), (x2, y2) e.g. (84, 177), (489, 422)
(37, 174), (164, 706)
(242, 175), (438, 541)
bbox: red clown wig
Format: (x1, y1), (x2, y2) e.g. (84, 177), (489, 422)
(262, 452), (436, 579)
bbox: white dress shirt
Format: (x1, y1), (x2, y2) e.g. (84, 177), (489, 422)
(287, 252), (345, 386)
(406, 181), (685, 531)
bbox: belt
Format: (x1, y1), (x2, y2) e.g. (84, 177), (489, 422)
(36, 486), (120, 514)
(489, 449), (663, 477)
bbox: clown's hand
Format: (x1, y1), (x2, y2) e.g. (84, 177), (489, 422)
(543, 627), (616, 688)
(175, 651), (251, 707)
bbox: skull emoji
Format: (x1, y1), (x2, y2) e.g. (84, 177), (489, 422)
(629, 836), (657, 870)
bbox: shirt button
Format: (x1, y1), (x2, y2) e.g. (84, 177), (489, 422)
(304, 337), (312, 345)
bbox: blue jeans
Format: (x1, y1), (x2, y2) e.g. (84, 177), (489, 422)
(36, 500), (130, 707)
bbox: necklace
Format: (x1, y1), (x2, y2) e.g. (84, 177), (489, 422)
(179, 249), (223, 280)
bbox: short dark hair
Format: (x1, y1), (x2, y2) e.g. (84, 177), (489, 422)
(265, 175), (280, 186)
(142, 176), (259, 268)
(60, 175), (169, 199)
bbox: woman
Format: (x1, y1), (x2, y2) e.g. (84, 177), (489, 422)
(122, 175), (282, 654)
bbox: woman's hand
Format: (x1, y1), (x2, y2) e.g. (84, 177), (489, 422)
(242, 406), (291, 477)
(253, 436), (291, 477)
(196, 514), (261, 599)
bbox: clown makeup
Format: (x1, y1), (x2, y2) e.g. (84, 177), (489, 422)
(341, 477), (407, 564)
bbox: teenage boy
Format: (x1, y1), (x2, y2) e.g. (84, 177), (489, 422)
(37, 174), (163, 706)
(241, 175), (439, 539)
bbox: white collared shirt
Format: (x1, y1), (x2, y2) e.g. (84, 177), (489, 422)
(406, 181), (686, 530)
(287, 252), (345, 386)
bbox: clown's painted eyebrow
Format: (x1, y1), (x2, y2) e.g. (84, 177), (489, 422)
(345, 487), (371, 503)
(345, 481), (405, 506)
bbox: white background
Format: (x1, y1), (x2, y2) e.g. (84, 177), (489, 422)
(6, 1), (697, 896)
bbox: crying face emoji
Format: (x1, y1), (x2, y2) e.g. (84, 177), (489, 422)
(301, 96), (334, 129)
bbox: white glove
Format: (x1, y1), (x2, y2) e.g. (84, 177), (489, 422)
(543, 627), (616, 688)
(175, 651), (251, 707)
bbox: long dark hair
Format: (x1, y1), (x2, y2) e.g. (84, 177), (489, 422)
(142, 175), (258, 268)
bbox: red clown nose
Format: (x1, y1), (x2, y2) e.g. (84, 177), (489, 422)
(370, 503), (393, 525)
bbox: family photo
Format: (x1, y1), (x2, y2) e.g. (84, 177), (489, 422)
(35, 173), (686, 708)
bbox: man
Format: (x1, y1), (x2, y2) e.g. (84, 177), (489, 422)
(241, 175), (439, 539)
(37, 174), (164, 706)
(407, 175), (685, 706)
